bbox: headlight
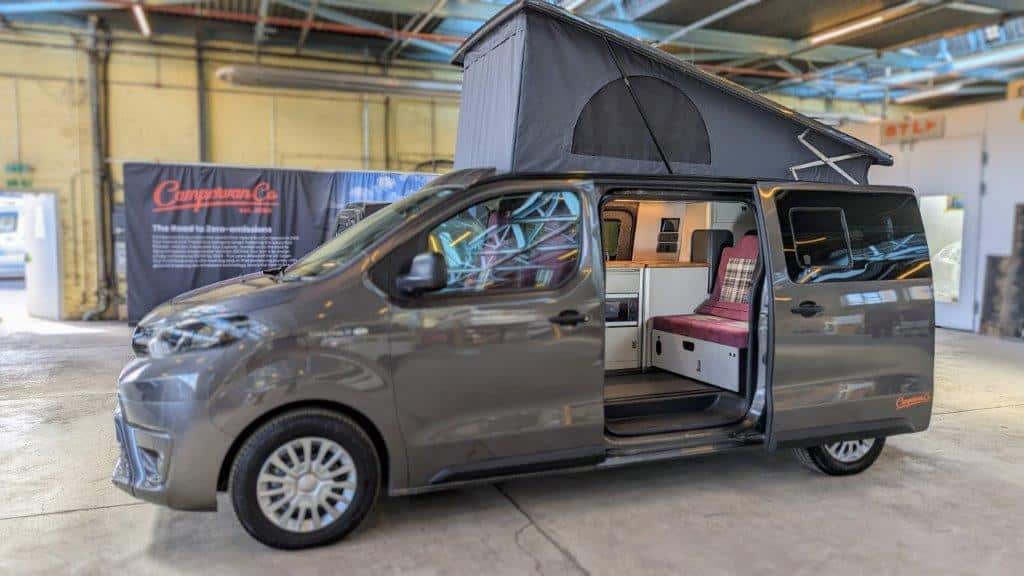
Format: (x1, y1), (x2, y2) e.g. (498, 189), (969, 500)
(148, 315), (250, 357)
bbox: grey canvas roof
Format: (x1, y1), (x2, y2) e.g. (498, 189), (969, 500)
(451, 0), (892, 185)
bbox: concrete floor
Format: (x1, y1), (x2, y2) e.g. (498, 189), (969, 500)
(1, 279), (1022, 575)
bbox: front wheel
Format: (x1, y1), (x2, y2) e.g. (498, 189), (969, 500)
(229, 409), (381, 549)
(793, 437), (886, 476)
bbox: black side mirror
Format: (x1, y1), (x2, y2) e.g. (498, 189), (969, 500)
(396, 252), (447, 296)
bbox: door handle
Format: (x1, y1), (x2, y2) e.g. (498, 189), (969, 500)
(790, 301), (824, 318)
(549, 310), (590, 326)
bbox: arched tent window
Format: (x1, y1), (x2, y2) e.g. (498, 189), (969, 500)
(571, 76), (711, 165)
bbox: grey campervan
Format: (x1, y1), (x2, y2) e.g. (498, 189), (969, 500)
(112, 2), (934, 550)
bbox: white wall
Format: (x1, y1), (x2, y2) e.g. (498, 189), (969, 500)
(846, 99), (1024, 331)
(633, 202), (688, 261)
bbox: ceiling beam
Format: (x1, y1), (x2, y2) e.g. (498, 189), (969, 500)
(314, 0), (877, 64)
(654, 0), (762, 47)
(620, 0), (672, 21)
(254, 0), (271, 50)
(4, 0), (989, 75)
(295, 0), (321, 54)
(278, 0), (454, 56)
(384, 0), (448, 63)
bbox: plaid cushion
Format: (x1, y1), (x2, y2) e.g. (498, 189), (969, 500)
(719, 257), (755, 303)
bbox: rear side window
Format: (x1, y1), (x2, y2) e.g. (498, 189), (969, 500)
(776, 190), (930, 284)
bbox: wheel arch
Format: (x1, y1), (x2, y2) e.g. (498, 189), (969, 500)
(217, 399), (391, 493)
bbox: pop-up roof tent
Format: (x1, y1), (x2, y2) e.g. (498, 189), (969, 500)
(452, 0), (892, 184)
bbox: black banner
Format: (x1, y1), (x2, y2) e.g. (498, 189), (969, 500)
(124, 163), (335, 323)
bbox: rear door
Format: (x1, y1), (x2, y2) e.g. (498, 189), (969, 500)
(757, 182), (934, 449)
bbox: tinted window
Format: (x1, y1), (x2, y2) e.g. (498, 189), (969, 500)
(788, 208), (852, 270)
(428, 190), (581, 294)
(776, 190), (930, 283)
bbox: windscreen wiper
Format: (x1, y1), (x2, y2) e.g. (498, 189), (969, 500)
(262, 264), (288, 277)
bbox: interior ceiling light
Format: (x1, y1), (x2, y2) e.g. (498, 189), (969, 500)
(809, 15), (885, 45)
(131, 1), (151, 38)
(806, 1), (924, 46)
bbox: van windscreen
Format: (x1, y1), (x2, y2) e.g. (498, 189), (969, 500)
(285, 187), (458, 279)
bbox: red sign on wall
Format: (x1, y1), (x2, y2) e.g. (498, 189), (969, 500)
(880, 115), (945, 144)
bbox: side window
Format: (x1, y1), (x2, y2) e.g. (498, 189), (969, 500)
(788, 208), (852, 270)
(428, 190), (581, 294)
(776, 190), (931, 283)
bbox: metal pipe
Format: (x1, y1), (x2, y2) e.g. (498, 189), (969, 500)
(215, 64), (461, 98)
(196, 27), (208, 162)
(83, 15), (113, 321)
(361, 96), (370, 169)
(384, 96), (391, 171)
(879, 40), (1024, 85)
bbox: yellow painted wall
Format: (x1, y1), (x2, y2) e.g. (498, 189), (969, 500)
(0, 29), (459, 319)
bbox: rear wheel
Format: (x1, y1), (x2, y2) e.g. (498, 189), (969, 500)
(229, 409), (380, 549)
(793, 437), (885, 476)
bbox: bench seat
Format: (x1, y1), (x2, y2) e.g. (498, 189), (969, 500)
(651, 314), (749, 348)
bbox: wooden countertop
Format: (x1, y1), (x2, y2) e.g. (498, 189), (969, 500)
(605, 260), (708, 269)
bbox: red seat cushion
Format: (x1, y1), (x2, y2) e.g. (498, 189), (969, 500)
(652, 314), (749, 348)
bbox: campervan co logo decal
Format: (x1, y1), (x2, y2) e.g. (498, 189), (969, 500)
(152, 180), (279, 214)
(896, 393), (932, 410)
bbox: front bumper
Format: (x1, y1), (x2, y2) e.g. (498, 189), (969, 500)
(111, 394), (231, 511)
(112, 402), (172, 504)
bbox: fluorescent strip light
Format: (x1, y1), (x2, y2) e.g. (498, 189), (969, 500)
(894, 81), (966, 104)
(132, 2), (151, 38)
(947, 2), (1002, 15)
(809, 15), (884, 45)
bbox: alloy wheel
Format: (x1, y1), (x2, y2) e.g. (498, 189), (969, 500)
(823, 438), (876, 463)
(256, 436), (357, 533)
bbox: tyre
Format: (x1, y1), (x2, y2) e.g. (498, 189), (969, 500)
(229, 408), (380, 549)
(793, 437), (886, 476)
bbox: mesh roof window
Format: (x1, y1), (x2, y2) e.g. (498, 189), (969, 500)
(571, 75), (711, 165)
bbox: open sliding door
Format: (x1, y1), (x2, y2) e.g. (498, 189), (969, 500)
(758, 182), (935, 449)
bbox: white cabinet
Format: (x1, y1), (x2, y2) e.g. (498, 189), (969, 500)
(651, 330), (741, 392)
(606, 267), (641, 293)
(605, 327), (640, 370)
(642, 266), (708, 366)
